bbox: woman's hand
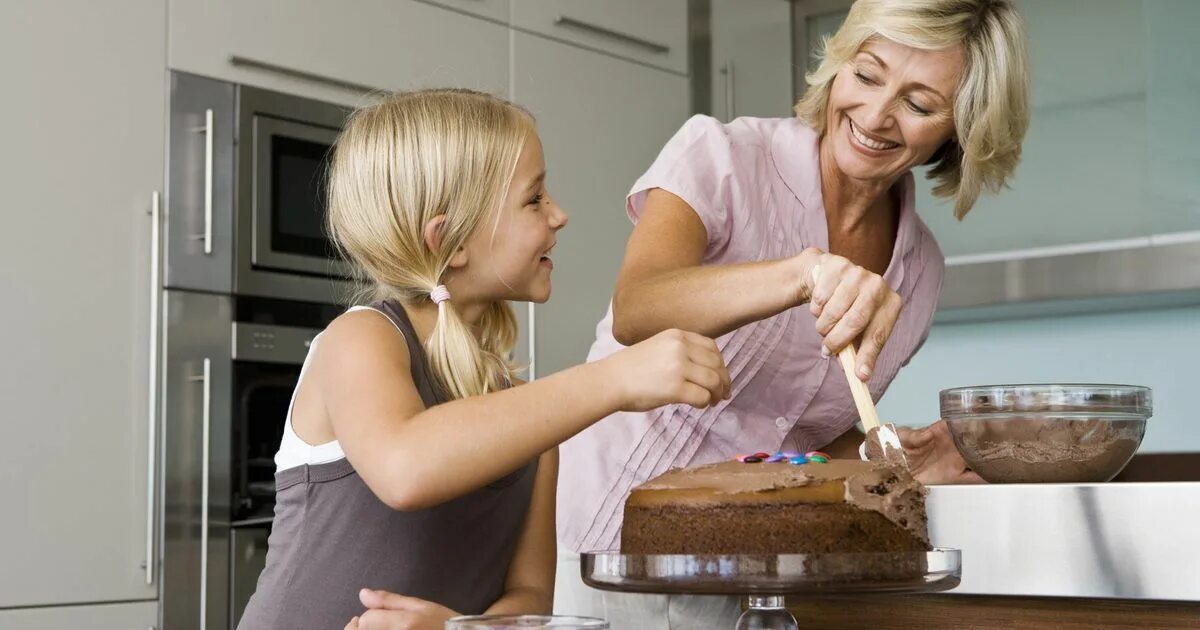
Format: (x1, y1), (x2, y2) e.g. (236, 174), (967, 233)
(797, 248), (901, 381)
(896, 420), (983, 485)
(345, 589), (458, 630)
(600, 328), (731, 412)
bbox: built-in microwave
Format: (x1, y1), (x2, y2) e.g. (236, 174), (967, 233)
(165, 71), (354, 304)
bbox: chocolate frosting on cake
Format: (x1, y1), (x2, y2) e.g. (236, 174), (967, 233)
(621, 460), (930, 555)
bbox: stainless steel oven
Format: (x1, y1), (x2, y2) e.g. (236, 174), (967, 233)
(160, 71), (353, 629)
(165, 71), (354, 304)
(160, 291), (340, 630)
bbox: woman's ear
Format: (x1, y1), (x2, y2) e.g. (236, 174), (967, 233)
(424, 215), (469, 269)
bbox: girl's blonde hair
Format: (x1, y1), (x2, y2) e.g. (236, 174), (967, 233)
(795, 0), (1030, 219)
(327, 88), (534, 399)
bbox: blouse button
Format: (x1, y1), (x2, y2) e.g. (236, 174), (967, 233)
(775, 417), (789, 429)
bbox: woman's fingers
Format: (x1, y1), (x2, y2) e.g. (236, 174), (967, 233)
(854, 292), (901, 379)
(809, 255), (845, 315)
(814, 276), (862, 338)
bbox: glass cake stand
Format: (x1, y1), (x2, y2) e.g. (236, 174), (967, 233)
(581, 548), (960, 630)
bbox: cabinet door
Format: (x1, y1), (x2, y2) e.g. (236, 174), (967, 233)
(0, 0), (164, 607)
(512, 0), (689, 74)
(710, 0), (794, 121)
(0, 601), (158, 630)
(416, 0), (509, 23)
(169, 0), (510, 104)
(512, 32), (690, 377)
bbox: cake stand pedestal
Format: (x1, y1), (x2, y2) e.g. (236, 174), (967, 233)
(581, 548), (960, 630)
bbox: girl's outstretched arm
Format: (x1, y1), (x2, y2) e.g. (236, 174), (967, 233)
(316, 310), (729, 511)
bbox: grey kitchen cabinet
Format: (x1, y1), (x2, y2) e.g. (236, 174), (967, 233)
(710, 0), (794, 121)
(416, 0), (510, 23)
(512, 31), (690, 378)
(168, 0), (510, 105)
(511, 0), (689, 75)
(0, 601), (158, 630)
(0, 0), (164, 609)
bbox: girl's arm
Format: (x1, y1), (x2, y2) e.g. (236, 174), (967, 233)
(483, 448), (558, 616)
(317, 311), (729, 511)
(613, 189), (902, 380)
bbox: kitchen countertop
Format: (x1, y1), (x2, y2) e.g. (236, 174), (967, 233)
(926, 481), (1200, 601)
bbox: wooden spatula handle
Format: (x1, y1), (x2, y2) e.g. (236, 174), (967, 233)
(837, 345), (882, 431)
(810, 263), (884, 431)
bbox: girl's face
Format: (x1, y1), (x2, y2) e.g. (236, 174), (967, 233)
(459, 132), (567, 304)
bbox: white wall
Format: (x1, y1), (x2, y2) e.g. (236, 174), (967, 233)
(915, 0), (1200, 257)
(878, 304), (1200, 453)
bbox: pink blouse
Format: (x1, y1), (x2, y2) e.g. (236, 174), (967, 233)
(557, 115), (945, 553)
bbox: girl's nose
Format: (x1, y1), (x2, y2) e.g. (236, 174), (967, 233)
(549, 200), (568, 230)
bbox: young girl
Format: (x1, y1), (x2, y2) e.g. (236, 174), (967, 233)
(236, 89), (730, 630)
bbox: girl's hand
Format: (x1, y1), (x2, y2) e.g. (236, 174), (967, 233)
(601, 328), (731, 412)
(345, 589), (459, 630)
(896, 420), (983, 485)
(797, 249), (902, 381)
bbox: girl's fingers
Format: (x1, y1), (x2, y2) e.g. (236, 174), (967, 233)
(359, 588), (425, 611)
(677, 381), (716, 409)
(683, 364), (724, 405)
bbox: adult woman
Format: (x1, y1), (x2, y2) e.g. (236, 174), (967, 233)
(554, 0), (1030, 626)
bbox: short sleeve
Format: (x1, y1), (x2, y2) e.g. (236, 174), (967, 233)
(626, 115), (737, 254)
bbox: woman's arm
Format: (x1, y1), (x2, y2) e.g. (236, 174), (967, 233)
(484, 448), (559, 615)
(318, 312), (729, 511)
(613, 188), (902, 380)
(611, 189), (814, 345)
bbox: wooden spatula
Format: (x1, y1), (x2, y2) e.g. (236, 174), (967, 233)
(810, 265), (908, 467)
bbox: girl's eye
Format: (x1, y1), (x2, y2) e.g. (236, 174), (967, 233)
(527, 193), (544, 207)
(854, 71), (876, 86)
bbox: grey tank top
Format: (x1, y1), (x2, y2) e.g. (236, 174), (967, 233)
(237, 300), (537, 629)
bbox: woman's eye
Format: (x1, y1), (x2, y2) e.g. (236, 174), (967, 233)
(527, 193), (544, 207)
(854, 72), (876, 86)
(906, 99), (931, 115)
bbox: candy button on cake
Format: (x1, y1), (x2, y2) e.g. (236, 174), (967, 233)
(620, 456), (929, 555)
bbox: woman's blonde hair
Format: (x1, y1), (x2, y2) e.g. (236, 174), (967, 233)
(795, 0), (1030, 219)
(327, 88), (534, 399)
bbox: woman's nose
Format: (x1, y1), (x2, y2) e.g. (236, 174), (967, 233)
(857, 94), (894, 131)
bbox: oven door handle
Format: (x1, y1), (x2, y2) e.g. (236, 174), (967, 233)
(188, 358), (212, 629)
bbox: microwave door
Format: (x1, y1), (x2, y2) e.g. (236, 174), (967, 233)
(250, 116), (349, 278)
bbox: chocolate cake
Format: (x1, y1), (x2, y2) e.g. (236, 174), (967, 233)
(621, 459), (929, 555)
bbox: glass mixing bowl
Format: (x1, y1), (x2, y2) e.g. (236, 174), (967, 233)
(939, 384), (1151, 483)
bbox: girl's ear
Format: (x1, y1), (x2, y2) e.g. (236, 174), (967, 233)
(424, 215), (469, 269)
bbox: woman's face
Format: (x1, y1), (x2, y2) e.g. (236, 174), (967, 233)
(461, 132), (568, 304)
(825, 37), (964, 184)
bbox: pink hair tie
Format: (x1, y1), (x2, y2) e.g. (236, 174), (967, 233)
(430, 285), (451, 305)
